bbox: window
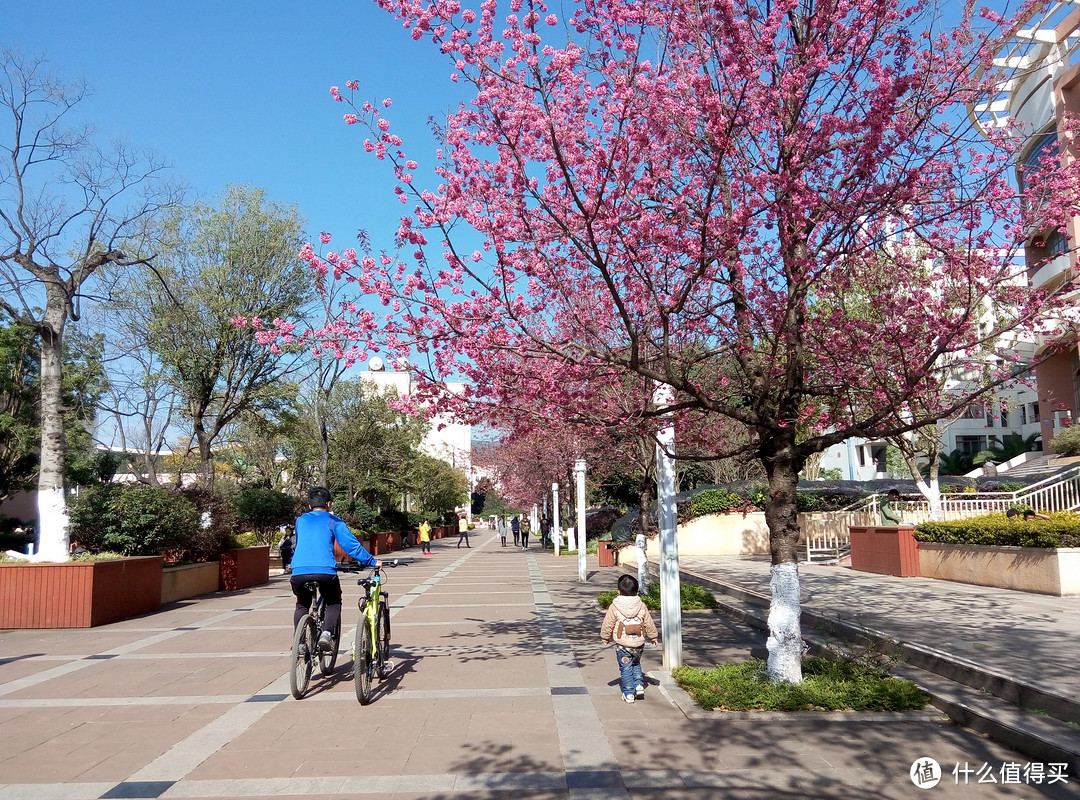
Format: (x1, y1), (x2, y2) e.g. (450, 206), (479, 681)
(956, 435), (988, 455)
(1020, 130), (1060, 221)
(962, 404), (986, 421)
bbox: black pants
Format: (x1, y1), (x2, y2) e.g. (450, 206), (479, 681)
(457, 530), (470, 547)
(291, 573), (342, 635)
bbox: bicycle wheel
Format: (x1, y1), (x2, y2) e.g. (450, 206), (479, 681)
(375, 603), (391, 679)
(354, 606), (373, 704)
(318, 616), (340, 676)
(290, 614), (315, 700)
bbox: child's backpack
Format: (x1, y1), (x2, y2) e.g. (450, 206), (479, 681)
(614, 607), (643, 640)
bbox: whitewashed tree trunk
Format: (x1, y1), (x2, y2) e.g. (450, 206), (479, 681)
(914, 475), (943, 521)
(766, 562), (803, 682)
(34, 319), (70, 562)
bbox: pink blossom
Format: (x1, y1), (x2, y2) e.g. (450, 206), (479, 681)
(344, 113), (358, 124)
(319, 232), (332, 244)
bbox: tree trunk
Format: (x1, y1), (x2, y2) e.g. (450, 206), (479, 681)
(192, 412), (214, 488)
(35, 314), (69, 562)
(761, 430), (804, 683)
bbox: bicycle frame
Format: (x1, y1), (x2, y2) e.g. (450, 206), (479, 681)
(354, 559), (409, 704)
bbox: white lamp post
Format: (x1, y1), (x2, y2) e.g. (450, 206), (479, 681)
(552, 482), (561, 555)
(575, 458), (587, 581)
(654, 382), (682, 669)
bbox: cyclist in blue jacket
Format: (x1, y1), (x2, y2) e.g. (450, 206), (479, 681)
(291, 486), (379, 651)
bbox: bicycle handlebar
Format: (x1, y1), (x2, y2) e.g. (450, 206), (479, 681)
(357, 558), (412, 585)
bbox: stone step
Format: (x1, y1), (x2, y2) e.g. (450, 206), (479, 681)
(674, 568), (1080, 776)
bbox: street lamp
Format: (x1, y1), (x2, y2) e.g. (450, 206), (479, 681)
(654, 382), (682, 669)
(574, 458), (587, 581)
(552, 482), (561, 555)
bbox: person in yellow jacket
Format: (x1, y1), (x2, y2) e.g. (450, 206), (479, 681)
(418, 520), (432, 555)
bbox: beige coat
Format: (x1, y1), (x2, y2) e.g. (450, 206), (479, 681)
(600, 594), (659, 648)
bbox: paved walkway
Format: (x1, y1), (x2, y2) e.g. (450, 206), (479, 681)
(0, 531), (1074, 799)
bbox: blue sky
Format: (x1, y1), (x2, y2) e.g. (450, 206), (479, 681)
(3, 0), (462, 250)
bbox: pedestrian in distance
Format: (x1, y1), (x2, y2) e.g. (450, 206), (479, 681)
(498, 516), (508, 547)
(278, 528), (294, 573)
(457, 515), (471, 548)
(600, 573), (659, 703)
(521, 515), (531, 550)
(511, 515), (520, 547)
(419, 519), (432, 555)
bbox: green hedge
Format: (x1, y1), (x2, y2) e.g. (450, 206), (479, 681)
(914, 513), (1080, 548)
(70, 484), (201, 557)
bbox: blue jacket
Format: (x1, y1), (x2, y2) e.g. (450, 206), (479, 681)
(291, 509), (375, 575)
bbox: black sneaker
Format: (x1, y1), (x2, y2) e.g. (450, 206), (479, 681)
(318, 631), (335, 652)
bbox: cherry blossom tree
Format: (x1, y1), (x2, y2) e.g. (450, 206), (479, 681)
(274, 0), (1080, 681)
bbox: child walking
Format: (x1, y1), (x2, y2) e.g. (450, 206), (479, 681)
(600, 574), (659, 703)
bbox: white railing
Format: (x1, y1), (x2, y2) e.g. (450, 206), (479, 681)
(802, 466), (1080, 562)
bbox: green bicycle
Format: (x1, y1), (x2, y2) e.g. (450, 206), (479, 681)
(354, 559), (409, 704)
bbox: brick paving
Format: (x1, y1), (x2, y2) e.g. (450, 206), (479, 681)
(0, 530), (1075, 799)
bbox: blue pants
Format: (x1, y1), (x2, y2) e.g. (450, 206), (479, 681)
(615, 645), (644, 695)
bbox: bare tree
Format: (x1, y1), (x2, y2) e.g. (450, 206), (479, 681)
(0, 49), (181, 559)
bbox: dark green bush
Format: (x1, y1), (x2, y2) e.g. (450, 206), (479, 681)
(233, 485), (297, 543)
(691, 489), (749, 516)
(177, 485), (238, 561)
(914, 513), (1080, 548)
(339, 499), (379, 534)
(70, 484), (200, 557)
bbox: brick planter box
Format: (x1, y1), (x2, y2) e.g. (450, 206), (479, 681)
(0, 556), (163, 628)
(162, 562), (220, 604)
(849, 525), (920, 577)
(219, 546), (270, 591)
(918, 543), (1080, 596)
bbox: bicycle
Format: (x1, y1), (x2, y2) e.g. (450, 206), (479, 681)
(289, 580), (340, 700)
(354, 558), (410, 704)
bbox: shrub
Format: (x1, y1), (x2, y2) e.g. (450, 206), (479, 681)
(586, 508), (621, 540)
(914, 513), (1080, 548)
(233, 485), (296, 543)
(690, 489), (749, 516)
(1051, 425), (1080, 457)
(672, 657), (929, 712)
(598, 580), (717, 611)
(177, 486), (238, 561)
(69, 484), (200, 557)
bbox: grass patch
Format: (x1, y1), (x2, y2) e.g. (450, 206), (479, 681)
(672, 657), (929, 712)
(598, 580), (717, 611)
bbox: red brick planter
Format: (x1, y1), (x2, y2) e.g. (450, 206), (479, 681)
(219, 546), (270, 591)
(0, 556), (164, 628)
(849, 526), (920, 577)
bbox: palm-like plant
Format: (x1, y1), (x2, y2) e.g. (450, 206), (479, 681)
(981, 433), (1040, 463)
(933, 448), (976, 477)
